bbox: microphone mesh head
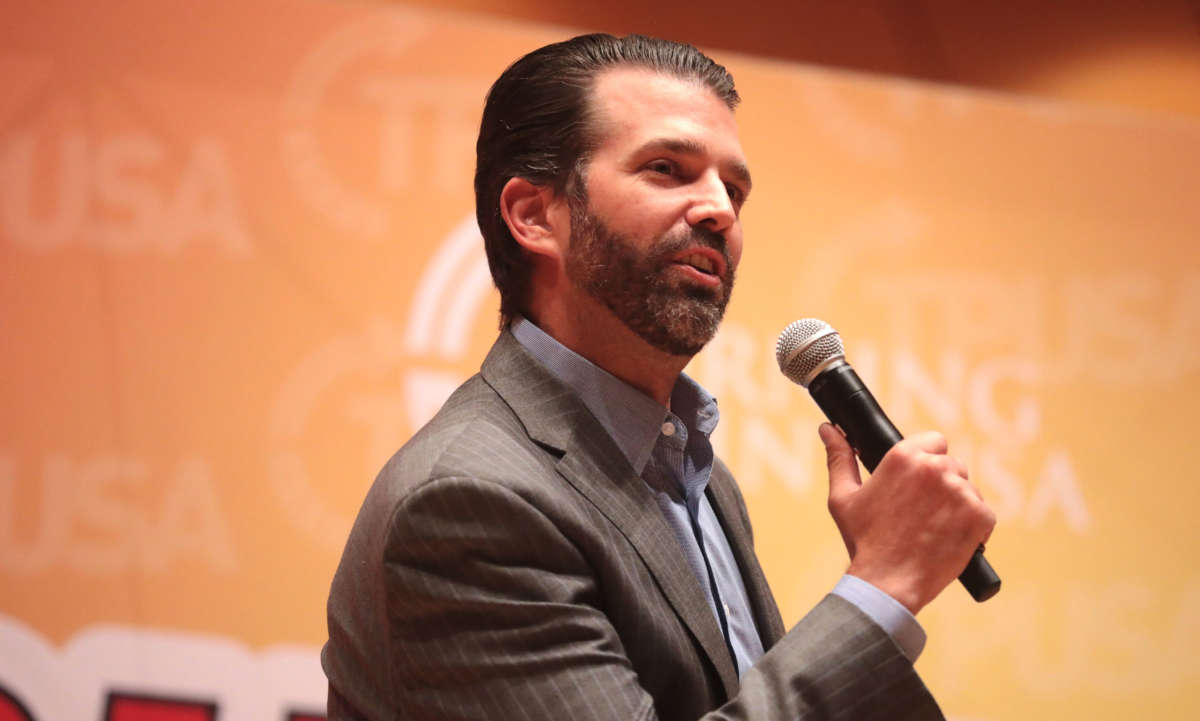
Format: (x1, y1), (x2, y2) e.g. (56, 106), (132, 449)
(775, 318), (845, 387)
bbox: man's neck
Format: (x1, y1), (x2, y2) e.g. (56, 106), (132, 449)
(524, 303), (689, 407)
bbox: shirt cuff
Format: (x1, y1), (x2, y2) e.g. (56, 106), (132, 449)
(831, 574), (927, 663)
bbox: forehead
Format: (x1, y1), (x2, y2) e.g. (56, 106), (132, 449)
(586, 67), (744, 159)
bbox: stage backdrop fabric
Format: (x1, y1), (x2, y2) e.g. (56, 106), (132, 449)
(2, 1), (1199, 720)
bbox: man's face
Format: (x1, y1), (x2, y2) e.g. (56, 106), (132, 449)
(563, 68), (751, 357)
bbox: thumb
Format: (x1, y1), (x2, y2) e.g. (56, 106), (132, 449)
(819, 422), (862, 504)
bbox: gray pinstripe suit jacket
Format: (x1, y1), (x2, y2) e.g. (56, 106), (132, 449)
(323, 331), (944, 721)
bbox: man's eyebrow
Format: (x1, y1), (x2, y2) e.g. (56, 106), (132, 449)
(637, 137), (753, 190)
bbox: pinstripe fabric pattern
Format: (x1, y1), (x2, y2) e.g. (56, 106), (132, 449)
(322, 332), (944, 721)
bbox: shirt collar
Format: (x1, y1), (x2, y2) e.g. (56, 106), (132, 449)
(511, 317), (719, 474)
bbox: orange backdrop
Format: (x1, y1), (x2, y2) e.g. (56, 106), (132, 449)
(2, 1), (1199, 720)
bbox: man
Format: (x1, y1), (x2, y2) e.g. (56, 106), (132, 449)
(323, 34), (995, 721)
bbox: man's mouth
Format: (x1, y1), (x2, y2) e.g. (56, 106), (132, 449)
(669, 247), (726, 281)
(680, 253), (717, 275)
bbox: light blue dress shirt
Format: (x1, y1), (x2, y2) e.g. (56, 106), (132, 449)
(511, 317), (926, 669)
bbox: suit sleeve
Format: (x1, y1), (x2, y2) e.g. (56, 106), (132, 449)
(364, 475), (942, 721)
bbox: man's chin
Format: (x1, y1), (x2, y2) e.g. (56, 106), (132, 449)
(625, 302), (725, 357)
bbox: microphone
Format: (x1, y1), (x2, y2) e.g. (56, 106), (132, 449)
(775, 318), (1002, 603)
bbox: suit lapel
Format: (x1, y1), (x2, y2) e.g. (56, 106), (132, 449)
(481, 332), (741, 696)
(707, 463), (787, 649)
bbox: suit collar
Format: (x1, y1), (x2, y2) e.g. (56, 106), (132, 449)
(510, 316), (667, 472)
(480, 331), (742, 696)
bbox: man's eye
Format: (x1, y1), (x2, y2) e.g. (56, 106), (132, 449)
(725, 183), (745, 204)
(648, 160), (674, 175)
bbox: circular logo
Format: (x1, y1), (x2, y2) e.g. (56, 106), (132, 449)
(267, 215), (495, 551)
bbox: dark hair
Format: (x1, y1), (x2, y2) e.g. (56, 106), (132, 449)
(474, 33), (740, 327)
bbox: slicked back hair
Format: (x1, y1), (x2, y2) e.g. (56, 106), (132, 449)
(474, 33), (739, 328)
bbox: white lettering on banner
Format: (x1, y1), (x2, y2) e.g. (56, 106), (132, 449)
(0, 455), (237, 574)
(928, 580), (1200, 695)
(1024, 451), (1089, 532)
(1062, 272), (1200, 383)
(357, 77), (482, 194)
(695, 322), (797, 414)
(864, 271), (1200, 384)
(890, 350), (967, 431)
(693, 322), (1091, 532)
(943, 440), (1089, 533)
(0, 130), (251, 255)
(888, 350), (1042, 443)
(0, 614), (323, 721)
(731, 417), (817, 496)
(860, 273), (1046, 364)
(281, 11), (482, 238)
(966, 357), (1041, 442)
(871, 344), (1089, 531)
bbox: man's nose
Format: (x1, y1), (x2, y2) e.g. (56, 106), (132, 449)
(685, 172), (736, 234)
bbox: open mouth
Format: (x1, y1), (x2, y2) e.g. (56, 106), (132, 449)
(669, 248), (725, 281)
(680, 253), (717, 275)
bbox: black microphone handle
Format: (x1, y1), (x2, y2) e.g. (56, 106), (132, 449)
(808, 363), (1001, 603)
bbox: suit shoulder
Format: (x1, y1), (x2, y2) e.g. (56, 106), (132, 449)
(363, 373), (557, 513)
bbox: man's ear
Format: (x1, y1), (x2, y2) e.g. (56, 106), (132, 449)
(499, 176), (568, 260)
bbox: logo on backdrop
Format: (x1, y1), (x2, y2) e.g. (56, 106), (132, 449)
(267, 215), (493, 551)
(280, 10), (484, 239)
(267, 202), (1095, 556)
(691, 199), (1092, 533)
(0, 455), (237, 575)
(0, 57), (250, 255)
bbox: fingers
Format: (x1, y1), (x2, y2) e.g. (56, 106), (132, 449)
(895, 431), (974, 485)
(933, 453), (971, 486)
(819, 423), (861, 505)
(882, 434), (987, 511)
(978, 505), (997, 546)
(826, 426), (998, 611)
(904, 439), (992, 543)
(822, 424), (988, 521)
(906, 430), (949, 455)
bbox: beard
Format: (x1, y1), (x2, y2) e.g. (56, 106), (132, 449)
(564, 200), (736, 357)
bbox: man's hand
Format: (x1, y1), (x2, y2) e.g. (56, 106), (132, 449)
(819, 422), (996, 616)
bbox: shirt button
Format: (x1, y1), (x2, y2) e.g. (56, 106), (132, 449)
(662, 421), (676, 436)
